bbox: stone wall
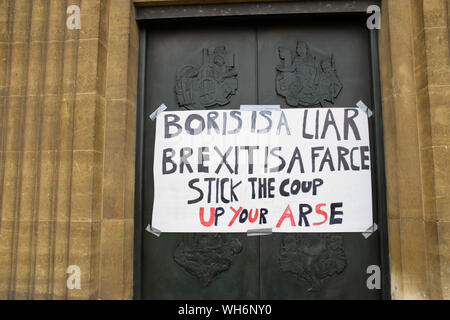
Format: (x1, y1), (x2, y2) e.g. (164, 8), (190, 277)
(0, 0), (448, 299)
(0, 0), (137, 299)
(379, 0), (449, 299)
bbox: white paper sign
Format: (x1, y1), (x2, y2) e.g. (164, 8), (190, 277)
(151, 108), (373, 233)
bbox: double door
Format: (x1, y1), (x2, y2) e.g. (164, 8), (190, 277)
(139, 14), (386, 299)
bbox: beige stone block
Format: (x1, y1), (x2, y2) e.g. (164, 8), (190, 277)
(410, 0), (425, 36)
(99, 219), (125, 299)
(88, 221), (101, 299)
(424, 221), (443, 299)
(37, 151), (57, 222)
(40, 96), (60, 151)
(102, 100), (129, 220)
(44, 41), (65, 96)
(382, 96), (400, 219)
(54, 151), (73, 222)
(105, 38), (130, 99)
(392, 94), (424, 219)
(424, 28), (450, 86)
(127, 40), (139, 104)
(123, 219), (134, 299)
(73, 94), (97, 151)
(108, 0), (132, 41)
(32, 220), (52, 299)
(437, 221), (450, 299)
(102, 146), (125, 219)
(420, 147), (437, 222)
(124, 103), (136, 220)
(29, 0), (50, 42)
(433, 146), (450, 222)
(413, 31), (428, 92)
(76, 39), (99, 94)
(99, 0), (110, 46)
(387, 0), (416, 96)
(92, 149), (104, 223)
(416, 87), (432, 149)
(62, 41), (78, 95)
(22, 97), (40, 152)
(71, 150), (95, 221)
(423, 0), (448, 28)
(18, 151), (39, 222)
(48, 0), (67, 42)
(400, 219), (429, 299)
(94, 95), (106, 153)
(1, 151), (19, 221)
(96, 41), (107, 97)
(0, 219), (14, 299)
(428, 86), (450, 146)
(0, 43), (9, 97)
(9, 43), (28, 96)
(57, 96), (74, 151)
(0, 0), (12, 42)
(4, 96), (25, 151)
(11, 0), (32, 43)
(105, 99), (127, 152)
(79, 0), (101, 40)
(388, 218), (403, 299)
(0, 106), (6, 151)
(12, 220), (33, 299)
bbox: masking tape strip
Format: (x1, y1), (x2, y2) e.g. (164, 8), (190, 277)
(247, 228), (273, 236)
(145, 224), (161, 237)
(362, 223), (378, 239)
(356, 100), (374, 118)
(149, 104), (167, 120)
(240, 105), (281, 111)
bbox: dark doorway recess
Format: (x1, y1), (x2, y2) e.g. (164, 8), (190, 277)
(133, 3), (389, 300)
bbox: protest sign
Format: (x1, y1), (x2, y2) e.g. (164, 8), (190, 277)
(151, 108), (373, 233)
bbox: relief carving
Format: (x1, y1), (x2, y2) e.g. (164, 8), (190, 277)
(276, 41), (343, 107)
(279, 234), (347, 291)
(175, 46), (238, 109)
(174, 234), (243, 287)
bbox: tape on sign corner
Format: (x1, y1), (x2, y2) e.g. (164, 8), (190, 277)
(145, 224), (161, 237)
(247, 228), (273, 237)
(240, 105), (281, 111)
(362, 223), (378, 239)
(356, 100), (374, 118)
(149, 104), (167, 120)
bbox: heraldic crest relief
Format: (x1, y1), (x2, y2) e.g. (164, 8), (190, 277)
(173, 234), (243, 287)
(279, 234), (347, 291)
(175, 46), (238, 109)
(276, 41), (343, 108)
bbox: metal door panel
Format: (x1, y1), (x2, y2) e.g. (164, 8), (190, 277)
(257, 16), (382, 299)
(141, 20), (259, 299)
(138, 14), (387, 300)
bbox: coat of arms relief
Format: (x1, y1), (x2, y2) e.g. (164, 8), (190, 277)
(276, 41), (343, 107)
(175, 46), (238, 109)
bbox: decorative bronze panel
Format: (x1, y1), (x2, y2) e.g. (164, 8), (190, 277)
(279, 234), (346, 291)
(175, 46), (238, 109)
(276, 41), (342, 107)
(173, 234), (243, 287)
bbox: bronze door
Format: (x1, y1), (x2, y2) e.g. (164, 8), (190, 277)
(137, 14), (387, 300)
